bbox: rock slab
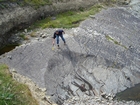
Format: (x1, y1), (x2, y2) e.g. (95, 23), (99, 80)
(0, 6), (140, 105)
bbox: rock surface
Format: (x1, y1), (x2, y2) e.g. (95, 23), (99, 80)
(0, 0), (98, 48)
(0, 0), (133, 49)
(63, 96), (140, 105)
(127, 0), (140, 18)
(0, 1), (140, 105)
(11, 69), (53, 105)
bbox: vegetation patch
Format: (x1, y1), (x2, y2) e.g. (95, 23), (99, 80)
(24, 0), (52, 6)
(105, 35), (127, 49)
(19, 33), (30, 40)
(0, 64), (38, 105)
(30, 32), (37, 37)
(29, 5), (103, 29)
(0, 0), (52, 7)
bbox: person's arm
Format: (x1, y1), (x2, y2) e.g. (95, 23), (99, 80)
(62, 30), (65, 34)
(52, 33), (56, 45)
(52, 38), (55, 45)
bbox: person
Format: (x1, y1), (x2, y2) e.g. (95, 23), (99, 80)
(52, 29), (66, 48)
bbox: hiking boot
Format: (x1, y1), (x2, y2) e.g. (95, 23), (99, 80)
(57, 45), (60, 49)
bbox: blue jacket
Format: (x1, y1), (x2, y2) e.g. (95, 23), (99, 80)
(53, 30), (64, 39)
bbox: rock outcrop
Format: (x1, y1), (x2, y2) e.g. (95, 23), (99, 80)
(0, 0), (140, 103)
(127, 0), (140, 18)
(11, 69), (53, 105)
(0, 0), (98, 49)
(0, 0), (132, 49)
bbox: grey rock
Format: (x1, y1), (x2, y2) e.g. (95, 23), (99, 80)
(0, 5), (140, 105)
(0, 0), (98, 49)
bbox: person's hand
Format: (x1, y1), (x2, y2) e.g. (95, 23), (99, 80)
(52, 39), (55, 45)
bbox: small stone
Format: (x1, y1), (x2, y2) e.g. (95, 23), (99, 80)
(41, 34), (47, 38)
(41, 88), (47, 92)
(101, 92), (106, 96)
(7, 55), (12, 59)
(51, 17), (56, 20)
(24, 29), (27, 33)
(109, 97), (113, 100)
(52, 104), (57, 105)
(35, 38), (39, 40)
(40, 33), (43, 37)
(11, 69), (17, 73)
(89, 15), (95, 19)
(20, 91), (24, 94)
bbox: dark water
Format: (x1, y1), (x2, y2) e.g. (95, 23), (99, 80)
(0, 45), (17, 55)
(115, 83), (140, 101)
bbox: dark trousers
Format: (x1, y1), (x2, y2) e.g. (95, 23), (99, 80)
(56, 35), (65, 45)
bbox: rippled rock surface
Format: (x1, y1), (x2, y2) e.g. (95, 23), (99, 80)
(0, 3), (140, 105)
(128, 0), (140, 18)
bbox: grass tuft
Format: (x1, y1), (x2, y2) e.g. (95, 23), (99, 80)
(24, 0), (52, 7)
(30, 32), (37, 37)
(105, 35), (127, 49)
(0, 64), (38, 105)
(19, 34), (30, 40)
(29, 4), (103, 29)
(0, 0), (52, 8)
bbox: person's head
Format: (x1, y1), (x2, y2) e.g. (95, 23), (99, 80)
(55, 30), (59, 34)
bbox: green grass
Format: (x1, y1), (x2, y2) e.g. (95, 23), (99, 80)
(0, 64), (39, 105)
(106, 35), (127, 49)
(0, 0), (51, 7)
(19, 33), (30, 40)
(29, 5), (103, 29)
(24, 0), (51, 6)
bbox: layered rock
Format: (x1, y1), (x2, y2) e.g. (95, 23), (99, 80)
(0, 2), (140, 104)
(127, 0), (140, 18)
(63, 96), (140, 105)
(0, 0), (132, 49)
(0, 0), (98, 48)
